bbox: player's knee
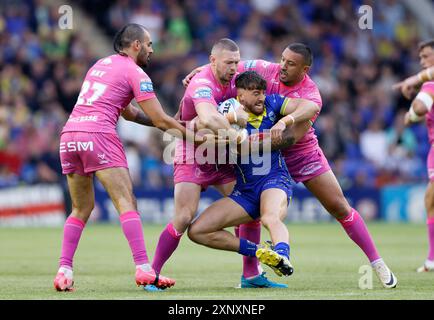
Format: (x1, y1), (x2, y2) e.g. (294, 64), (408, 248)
(187, 224), (204, 244)
(71, 203), (94, 222)
(326, 197), (351, 219)
(174, 207), (195, 232)
(260, 213), (279, 229)
(116, 193), (137, 213)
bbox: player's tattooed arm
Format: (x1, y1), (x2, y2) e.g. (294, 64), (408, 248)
(237, 121), (311, 156)
(121, 103), (154, 127)
(134, 110), (154, 126)
(270, 98), (319, 143)
(271, 121), (311, 151)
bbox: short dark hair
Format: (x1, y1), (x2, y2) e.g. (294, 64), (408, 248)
(211, 38), (239, 55)
(235, 71), (267, 91)
(419, 39), (434, 52)
(287, 43), (313, 66)
(113, 23), (147, 54)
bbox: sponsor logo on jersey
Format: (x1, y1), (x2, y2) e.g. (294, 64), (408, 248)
(244, 60), (257, 69)
(60, 141), (94, 153)
(140, 80), (154, 92)
(268, 111), (276, 123)
(193, 87), (212, 99)
(261, 61), (271, 68)
(69, 115), (98, 122)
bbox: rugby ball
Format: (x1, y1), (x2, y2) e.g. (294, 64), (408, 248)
(218, 98), (242, 130)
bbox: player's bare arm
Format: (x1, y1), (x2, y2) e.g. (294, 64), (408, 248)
(195, 102), (248, 145)
(393, 67), (434, 99)
(137, 98), (187, 139)
(240, 120), (311, 156)
(394, 41), (434, 99)
(182, 66), (206, 87)
(270, 98), (319, 143)
(404, 91), (434, 126)
(121, 103), (154, 126)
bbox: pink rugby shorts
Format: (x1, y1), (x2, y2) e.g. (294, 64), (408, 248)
(284, 147), (331, 183)
(174, 163), (235, 191)
(59, 131), (128, 176)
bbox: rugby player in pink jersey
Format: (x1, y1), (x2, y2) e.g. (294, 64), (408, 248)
(401, 39), (434, 273)
(53, 24), (188, 291)
(150, 39), (317, 291)
(184, 43), (397, 288)
(148, 38), (289, 290)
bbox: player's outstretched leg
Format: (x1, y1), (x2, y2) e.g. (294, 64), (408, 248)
(54, 266), (75, 292)
(54, 216), (86, 291)
(236, 221), (286, 288)
(151, 182), (200, 274)
(119, 211), (175, 289)
(304, 171), (397, 288)
(255, 189), (293, 277)
(417, 216), (434, 272)
(418, 180), (434, 272)
(256, 242), (293, 277)
(54, 173), (93, 292)
(96, 168), (176, 290)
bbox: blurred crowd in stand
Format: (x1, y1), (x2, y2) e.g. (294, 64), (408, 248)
(0, 0), (429, 191)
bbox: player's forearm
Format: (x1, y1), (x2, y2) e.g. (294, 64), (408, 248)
(407, 95), (431, 123)
(122, 104), (154, 127)
(402, 67), (434, 88)
(286, 100), (319, 125)
(199, 113), (232, 133)
(417, 67), (434, 84)
(133, 111), (154, 126)
(271, 121), (311, 151)
(271, 127), (296, 151)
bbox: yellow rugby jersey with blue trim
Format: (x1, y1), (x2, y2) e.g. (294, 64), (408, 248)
(235, 94), (291, 184)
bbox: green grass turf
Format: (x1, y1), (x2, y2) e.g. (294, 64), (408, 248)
(0, 223), (433, 300)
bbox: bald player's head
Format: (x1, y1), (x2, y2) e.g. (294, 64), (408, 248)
(210, 38), (240, 85)
(211, 38), (239, 56)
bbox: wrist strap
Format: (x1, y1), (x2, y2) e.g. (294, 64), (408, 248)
(409, 106), (422, 122)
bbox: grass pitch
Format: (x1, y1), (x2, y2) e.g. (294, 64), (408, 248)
(0, 223), (433, 300)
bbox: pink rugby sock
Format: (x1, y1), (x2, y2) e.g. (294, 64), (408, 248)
(338, 208), (380, 263)
(235, 226), (240, 238)
(59, 216), (86, 269)
(120, 211), (149, 265)
(152, 222), (183, 273)
(239, 220), (261, 278)
(427, 217), (434, 261)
